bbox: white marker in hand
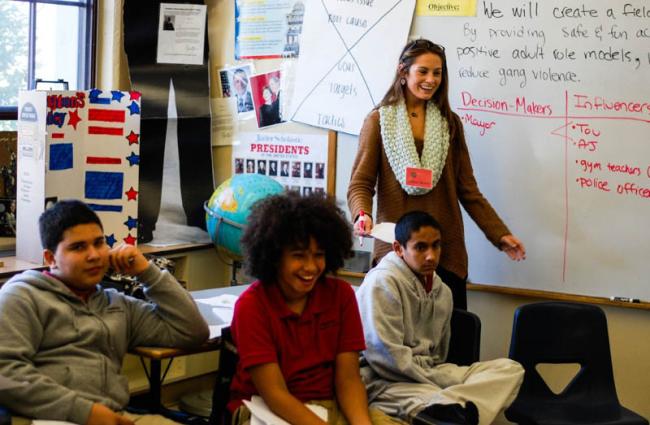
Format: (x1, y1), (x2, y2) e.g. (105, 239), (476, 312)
(357, 210), (366, 246)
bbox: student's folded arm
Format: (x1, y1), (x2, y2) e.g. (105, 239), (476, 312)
(0, 292), (95, 424)
(335, 351), (373, 425)
(249, 362), (327, 425)
(357, 280), (434, 384)
(127, 263), (209, 349)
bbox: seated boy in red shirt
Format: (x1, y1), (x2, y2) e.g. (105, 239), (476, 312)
(228, 192), (402, 425)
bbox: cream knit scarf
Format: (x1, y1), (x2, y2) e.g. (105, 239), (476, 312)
(379, 100), (450, 196)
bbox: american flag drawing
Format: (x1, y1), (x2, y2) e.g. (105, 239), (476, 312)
(45, 89), (141, 246)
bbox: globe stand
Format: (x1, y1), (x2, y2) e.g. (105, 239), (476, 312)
(231, 260), (242, 287)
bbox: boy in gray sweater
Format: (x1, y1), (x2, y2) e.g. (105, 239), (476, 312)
(0, 200), (209, 424)
(356, 211), (523, 425)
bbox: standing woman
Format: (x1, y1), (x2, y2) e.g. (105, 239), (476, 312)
(347, 39), (525, 309)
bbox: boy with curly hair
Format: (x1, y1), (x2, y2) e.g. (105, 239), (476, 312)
(228, 192), (402, 425)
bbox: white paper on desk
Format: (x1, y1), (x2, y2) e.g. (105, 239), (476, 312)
(245, 395), (327, 425)
(209, 324), (229, 339)
(371, 222), (396, 244)
(212, 306), (234, 324)
(197, 294), (238, 308)
(33, 421), (76, 425)
(0, 373), (27, 390)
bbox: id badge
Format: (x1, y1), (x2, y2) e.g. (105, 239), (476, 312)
(405, 167), (433, 189)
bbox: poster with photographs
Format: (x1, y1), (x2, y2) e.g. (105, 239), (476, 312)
(233, 132), (328, 196)
(218, 64), (255, 118)
(250, 70), (285, 129)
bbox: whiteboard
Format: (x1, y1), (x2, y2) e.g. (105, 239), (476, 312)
(409, 0), (650, 300)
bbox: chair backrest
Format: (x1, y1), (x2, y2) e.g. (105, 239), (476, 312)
(447, 308), (481, 366)
(508, 302), (620, 406)
(210, 327), (239, 425)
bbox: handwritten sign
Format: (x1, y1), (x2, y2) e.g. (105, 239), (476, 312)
(289, 0), (416, 135)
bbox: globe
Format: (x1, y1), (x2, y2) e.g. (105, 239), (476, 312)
(205, 174), (284, 258)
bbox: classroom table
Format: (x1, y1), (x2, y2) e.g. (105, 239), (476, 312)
(131, 284), (249, 417)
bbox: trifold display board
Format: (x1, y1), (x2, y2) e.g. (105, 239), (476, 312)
(16, 90), (141, 263)
(407, 0), (650, 300)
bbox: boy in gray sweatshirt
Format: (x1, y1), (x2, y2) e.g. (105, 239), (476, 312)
(0, 200), (209, 424)
(356, 211), (523, 425)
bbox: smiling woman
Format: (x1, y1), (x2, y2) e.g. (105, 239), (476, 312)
(347, 38), (526, 310)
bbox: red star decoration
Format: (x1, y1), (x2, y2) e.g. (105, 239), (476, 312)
(123, 234), (137, 245)
(68, 109), (82, 130)
(129, 91), (141, 101)
(125, 187), (138, 201)
(126, 131), (139, 145)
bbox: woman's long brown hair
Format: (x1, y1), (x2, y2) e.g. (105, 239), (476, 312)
(378, 39), (459, 139)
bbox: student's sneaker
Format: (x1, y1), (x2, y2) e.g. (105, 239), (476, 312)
(414, 401), (479, 425)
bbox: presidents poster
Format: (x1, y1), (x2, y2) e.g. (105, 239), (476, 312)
(232, 132), (328, 196)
